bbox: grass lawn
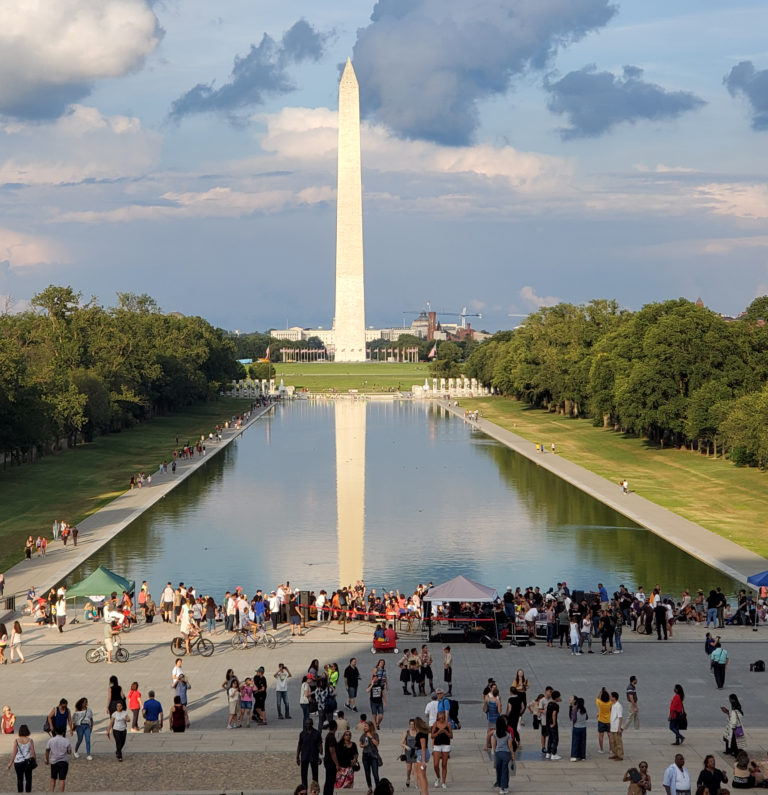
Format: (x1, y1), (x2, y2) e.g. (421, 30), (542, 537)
(466, 397), (768, 559)
(0, 397), (253, 572)
(274, 362), (428, 392)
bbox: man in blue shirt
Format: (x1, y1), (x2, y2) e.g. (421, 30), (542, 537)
(142, 691), (164, 733)
(598, 583), (609, 608)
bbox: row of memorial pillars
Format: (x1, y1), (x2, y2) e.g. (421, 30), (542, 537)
(279, 348), (329, 363)
(366, 346), (420, 363)
(424, 376), (482, 393)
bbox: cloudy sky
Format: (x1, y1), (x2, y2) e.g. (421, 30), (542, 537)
(1, 0), (767, 332)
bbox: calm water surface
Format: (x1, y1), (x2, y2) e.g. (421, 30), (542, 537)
(67, 401), (741, 597)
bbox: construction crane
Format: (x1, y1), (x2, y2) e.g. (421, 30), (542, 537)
(401, 303), (482, 328)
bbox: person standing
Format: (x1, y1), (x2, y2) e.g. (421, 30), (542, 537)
(430, 711), (452, 789)
(366, 674), (385, 730)
(296, 718), (322, 789)
(72, 698), (93, 760)
(274, 663), (292, 719)
(106, 702), (128, 761)
(253, 667), (268, 725)
(721, 693), (745, 756)
(545, 690), (562, 760)
(360, 719), (381, 792)
(169, 696), (189, 732)
(663, 753), (690, 795)
(161, 583), (174, 623)
(492, 716), (514, 795)
(269, 591), (281, 631)
(344, 658), (361, 712)
(127, 683), (142, 733)
(8, 723), (36, 793)
(442, 646), (453, 696)
(323, 719), (339, 795)
(710, 642), (729, 689)
(608, 692), (624, 761)
(625, 676), (639, 729)
(596, 688), (611, 754)
(568, 697), (588, 762)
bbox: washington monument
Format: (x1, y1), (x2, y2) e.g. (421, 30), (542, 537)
(333, 58), (366, 362)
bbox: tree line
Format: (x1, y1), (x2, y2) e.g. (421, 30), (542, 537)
(464, 297), (768, 468)
(0, 286), (243, 465)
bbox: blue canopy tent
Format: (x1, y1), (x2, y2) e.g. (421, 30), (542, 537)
(747, 570), (768, 589)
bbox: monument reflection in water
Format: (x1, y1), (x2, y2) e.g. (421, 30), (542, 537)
(66, 401), (742, 597)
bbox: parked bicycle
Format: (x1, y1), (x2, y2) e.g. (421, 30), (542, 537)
(170, 633), (214, 657)
(85, 637), (129, 663)
(231, 625), (277, 650)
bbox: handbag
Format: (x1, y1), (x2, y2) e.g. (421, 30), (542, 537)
(677, 710), (688, 731)
(25, 757), (38, 771)
(734, 724), (745, 738)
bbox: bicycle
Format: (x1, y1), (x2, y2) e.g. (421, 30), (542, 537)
(170, 633), (214, 657)
(85, 637), (129, 663)
(231, 625), (277, 650)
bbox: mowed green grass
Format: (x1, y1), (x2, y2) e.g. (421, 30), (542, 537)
(467, 397), (768, 558)
(274, 362), (428, 392)
(0, 397), (253, 572)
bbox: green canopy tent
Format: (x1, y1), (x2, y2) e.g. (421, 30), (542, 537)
(66, 566), (135, 599)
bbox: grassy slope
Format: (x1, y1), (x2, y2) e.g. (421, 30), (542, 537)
(466, 397), (768, 559)
(0, 397), (253, 571)
(274, 362), (428, 392)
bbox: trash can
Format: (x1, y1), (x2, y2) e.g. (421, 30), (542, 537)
(4, 595), (15, 611)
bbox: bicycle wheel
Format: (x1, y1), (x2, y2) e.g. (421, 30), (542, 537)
(85, 648), (101, 663)
(231, 631), (250, 650)
(121, 621), (131, 634)
(170, 637), (186, 655)
(263, 633), (277, 649)
(115, 647), (130, 663)
(197, 638), (214, 657)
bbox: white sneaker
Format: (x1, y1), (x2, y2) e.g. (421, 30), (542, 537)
(570, 757), (577, 761)
(73, 752), (80, 759)
(545, 753), (550, 759)
(86, 756), (93, 761)
(550, 754), (562, 760)
(435, 779), (440, 787)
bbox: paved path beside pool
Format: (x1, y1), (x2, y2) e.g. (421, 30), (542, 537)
(442, 401), (768, 586)
(0, 403), (273, 617)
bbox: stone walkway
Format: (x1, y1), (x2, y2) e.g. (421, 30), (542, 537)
(443, 401), (768, 586)
(1, 613), (767, 793)
(0, 404), (273, 617)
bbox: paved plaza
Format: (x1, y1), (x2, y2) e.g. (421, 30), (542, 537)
(1, 614), (767, 793)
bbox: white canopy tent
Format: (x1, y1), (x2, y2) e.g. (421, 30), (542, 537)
(422, 575), (500, 641)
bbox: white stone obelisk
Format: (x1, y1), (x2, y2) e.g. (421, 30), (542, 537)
(333, 59), (366, 362)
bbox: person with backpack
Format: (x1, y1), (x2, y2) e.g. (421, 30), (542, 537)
(46, 700), (73, 738)
(366, 674), (385, 729)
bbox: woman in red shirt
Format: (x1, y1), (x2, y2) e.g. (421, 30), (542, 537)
(668, 683), (685, 745)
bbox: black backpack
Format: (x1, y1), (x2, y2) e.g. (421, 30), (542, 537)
(750, 660), (765, 672)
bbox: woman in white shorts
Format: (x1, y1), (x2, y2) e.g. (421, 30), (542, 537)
(431, 710), (453, 789)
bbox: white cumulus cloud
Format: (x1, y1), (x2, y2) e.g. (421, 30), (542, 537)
(0, 228), (64, 268)
(0, 0), (161, 118)
(519, 285), (561, 309)
(0, 105), (161, 184)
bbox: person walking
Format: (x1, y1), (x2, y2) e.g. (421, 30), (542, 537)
(360, 718), (381, 793)
(274, 663), (292, 719)
(412, 717), (431, 795)
(169, 696), (189, 732)
(9, 622), (24, 664)
(568, 696), (588, 762)
(72, 698), (93, 760)
(344, 658), (361, 712)
(491, 716), (514, 795)
(322, 719), (339, 795)
(442, 646), (453, 696)
(296, 718), (322, 790)
(7, 724), (36, 793)
(710, 641), (729, 689)
(721, 693), (745, 756)
(401, 718), (419, 789)
(141, 691), (163, 733)
(608, 692), (624, 761)
(431, 710), (452, 789)
(625, 677), (639, 729)
(484, 685), (502, 750)
(127, 683), (142, 733)
(662, 753), (691, 795)
(106, 676), (126, 717)
(45, 726), (71, 792)
(106, 702), (128, 761)
(668, 684), (686, 746)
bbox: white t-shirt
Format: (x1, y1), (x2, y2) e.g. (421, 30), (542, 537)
(424, 700), (440, 726)
(46, 735), (71, 764)
(172, 665), (184, 684)
(274, 671), (290, 692)
(610, 701), (623, 731)
(111, 711), (128, 732)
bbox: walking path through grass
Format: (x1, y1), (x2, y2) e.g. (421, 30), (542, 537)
(450, 400), (768, 583)
(0, 398), (254, 573)
(0, 404), (273, 609)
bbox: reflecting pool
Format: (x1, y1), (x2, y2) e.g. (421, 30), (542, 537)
(67, 401), (742, 597)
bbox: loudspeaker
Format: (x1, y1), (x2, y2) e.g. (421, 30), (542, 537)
(571, 590), (585, 604)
